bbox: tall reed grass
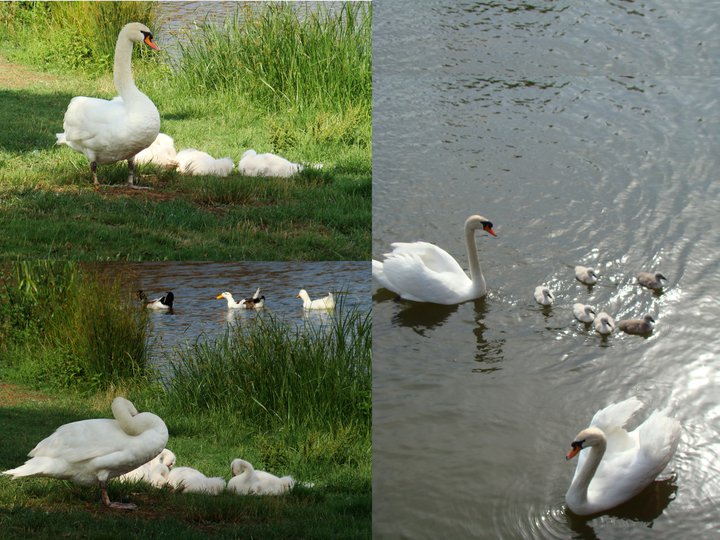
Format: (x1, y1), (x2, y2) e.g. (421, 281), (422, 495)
(0, 261), (149, 390)
(165, 307), (371, 433)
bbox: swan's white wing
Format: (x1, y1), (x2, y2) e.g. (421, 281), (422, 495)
(62, 97), (129, 152)
(589, 397), (643, 434)
(29, 419), (131, 463)
(386, 242), (467, 276)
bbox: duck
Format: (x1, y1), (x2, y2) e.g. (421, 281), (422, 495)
(138, 290), (174, 310)
(56, 23), (160, 188)
(226, 458), (294, 495)
(297, 289), (335, 310)
(618, 314), (655, 335)
(166, 466), (226, 495)
(3, 397), (168, 509)
(216, 288), (265, 309)
(593, 312), (615, 335)
(372, 214), (497, 305)
(573, 303), (596, 323)
(175, 148), (234, 177)
(133, 133), (178, 168)
(575, 266), (598, 286)
(534, 286), (555, 306)
(637, 272), (667, 290)
(565, 396), (680, 515)
(117, 448), (176, 485)
(236, 149), (304, 178)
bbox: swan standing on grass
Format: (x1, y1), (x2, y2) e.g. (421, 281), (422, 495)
(573, 303), (596, 323)
(56, 23), (160, 188)
(534, 286), (555, 306)
(227, 459), (294, 495)
(3, 397), (168, 509)
(138, 290), (174, 310)
(166, 466), (226, 495)
(575, 266), (598, 286)
(297, 289), (335, 310)
(637, 272), (667, 290)
(593, 312), (615, 335)
(565, 397), (680, 516)
(372, 214), (497, 305)
(175, 148), (234, 177)
(618, 314), (655, 335)
(216, 288), (265, 309)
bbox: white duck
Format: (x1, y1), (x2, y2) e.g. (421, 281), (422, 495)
(593, 312), (615, 335)
(297, 289), (335, 310)
(133, 133), (178, 168)
(216, 288), (265, 309)
(227, 458), (294, 495)
(637, 272), (667, 291)
(575, 266), (599, 286)
(3, 397), (168, 509)
(175, 148), (234, 177)
(236, 149), (305, 178)
(166, 466), (226, 495)
(372, 214), (497, 305)
(565, 396), (680, 516)
(56, 23), (160, 187)
(117, 448), (176, 485)
(573, 303), (596, 323)
(534, 286), (555, 306)
(138, 290), (174, 310)
(618, 314), (655, 335)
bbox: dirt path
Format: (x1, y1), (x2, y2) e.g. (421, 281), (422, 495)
(0, 54), (59, 89)
(0, 382), (50, 406)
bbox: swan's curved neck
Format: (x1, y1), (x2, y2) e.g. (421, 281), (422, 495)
(114, 33), (140, 99)
(567, 438), (606, 506)
(465, 224), (486, 293)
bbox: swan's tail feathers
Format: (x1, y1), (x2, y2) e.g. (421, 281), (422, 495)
(638, 407), (681, 465)
(3, 457), (64, 479)
(590, 396), (643, 434)
(372, 259), (393, 291)
(55, 133), (67, 146)
(279, 475), (295, 492)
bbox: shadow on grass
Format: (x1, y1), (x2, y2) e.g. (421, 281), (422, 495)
(0, 89), (74, 153)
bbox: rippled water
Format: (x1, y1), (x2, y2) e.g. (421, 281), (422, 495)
(113, 261), (369, 376)
(373, 1), (720, 538)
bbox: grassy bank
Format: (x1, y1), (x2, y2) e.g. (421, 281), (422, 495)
(0, 262), (371, 538)
(0, 2), (371, 260)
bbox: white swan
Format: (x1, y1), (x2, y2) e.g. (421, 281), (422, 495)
(236, 149), (306, 178)
(117, 448), (176, 485)
(565, 396), (680, 516)
(573, 303), (596, 323)
(175, 148), (234, 177)
(134, 133), (178, 168)
(297, 289), (335, 310)
(618, 314), (655, 335)
(575, 266), (598, 285)
(372, 214), (497, 305)
(138, 290), (174, 310)
(534, 286), (555, 306)
(56, 23), (160, 187)
(637, 272), (667, 290)
(593, 312), (615, 335)
(3, 397), (168, 509)
(216, 288), (265, 309)
(227, 459), (294, 495)
(166, 466), (226, 495)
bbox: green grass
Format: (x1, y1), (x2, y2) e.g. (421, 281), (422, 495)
(0, 2), (371, 260)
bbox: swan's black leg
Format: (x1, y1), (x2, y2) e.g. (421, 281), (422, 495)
(127, 157), (135, 186)
(91, 161), (99, 188)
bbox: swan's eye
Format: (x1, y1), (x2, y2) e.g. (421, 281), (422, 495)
(571, 439), (585, 450)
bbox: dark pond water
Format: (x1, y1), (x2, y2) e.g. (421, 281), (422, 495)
(373, 1), (719, 538)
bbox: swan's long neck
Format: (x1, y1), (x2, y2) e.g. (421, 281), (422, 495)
(465, 224), (486, 293)
(113, 32), (141, 100)
(567, 438), (606, 506)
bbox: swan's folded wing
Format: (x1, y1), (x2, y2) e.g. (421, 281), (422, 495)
(589, 397), (643, 434)
(386, 242), (467, 276)
(62, 96), (127, 145)
(29, 419), (132, 463)
(636, 407), (681, 470)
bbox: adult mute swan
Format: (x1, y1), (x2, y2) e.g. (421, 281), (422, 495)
(534, 286), (555, 306)
(175, 148), (234, 177)
(166, 466), (226, 495)
(56, 23), (160, 188)
(618, 314), (655, 335)
(138, 290), (174, 310)
(565, 396), (680, 516)
(372, 214), (497, 305)
(237, 149), (305, 178)
(573, 303), (596, 323)
(297, 289), (335, 310)
(227, 458), (294, 495)
(575, 266), (598, 285)
(637, 272), (667, 290)
(134, 133), (178, 168)
(216, 288), (265, 309)
(3, 397), (168, 509)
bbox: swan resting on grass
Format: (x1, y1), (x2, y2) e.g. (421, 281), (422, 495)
(226, 458), (295, 495)
(565, 396), (680, 515)
(372, 214), (497, 305)
(297, 289), (335, 310)
(175, 148), (234, 177)
(237, 149), (311, 178)
(138, 290), (174, 310)
(166, 466), (226, 495)
(133, 133), (178, 169)
(117, 448), (176, 487)
(55, 23), (160, 188)
(2, 397), (168, 509)
(216, 288), (265, 309)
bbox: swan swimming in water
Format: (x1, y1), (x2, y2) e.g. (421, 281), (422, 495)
(138, 290), (174, 310)
(3, 397), (168, 509)
(573, 303), (596, 323)
(575, 266), (599, 286)
(565, 396), (680, 516)
(216, 288), (265, 309)
(618, 314), (655, 335)
(372, 214), (497, 305)
(593, 312), (615, 335)
(637, 272), (667, 290)
(56, 23), (160, 188)
(296, 289), (335, 310)
(534, 286), (555, 306)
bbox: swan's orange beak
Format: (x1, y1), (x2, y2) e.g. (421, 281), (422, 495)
(484, 224), (497, 237)
(566, 446), (581, 460)
(144, 35), (159, 51)
(215, 294), (224, 300)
